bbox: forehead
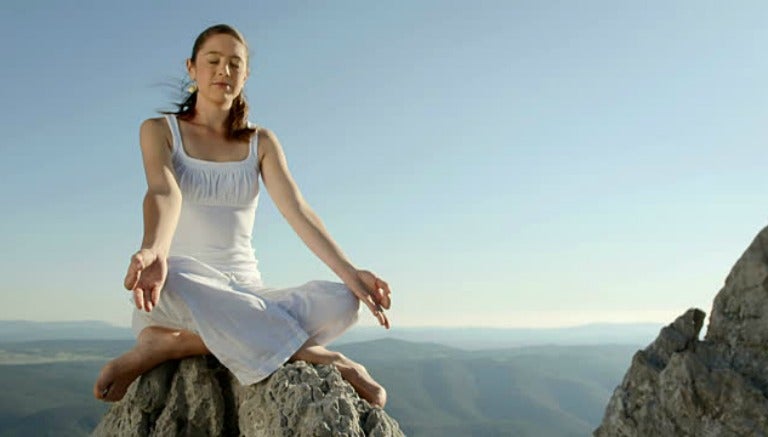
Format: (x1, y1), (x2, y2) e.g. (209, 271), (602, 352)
(198, 33), (248, 59)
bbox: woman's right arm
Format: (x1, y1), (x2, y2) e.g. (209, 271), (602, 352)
(123, 118), (182, 312)
(137, 117), (182, 257)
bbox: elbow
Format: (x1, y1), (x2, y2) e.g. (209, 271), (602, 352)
(146, 186), (182, 200)
(144, 189), (182, 208)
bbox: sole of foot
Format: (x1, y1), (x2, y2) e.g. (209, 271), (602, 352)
(335, 360), (387, 408)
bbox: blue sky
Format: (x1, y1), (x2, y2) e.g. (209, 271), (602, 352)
(1, 1), (767, 328)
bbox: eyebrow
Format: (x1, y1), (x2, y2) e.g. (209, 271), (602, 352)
(202, 50), (244, 60)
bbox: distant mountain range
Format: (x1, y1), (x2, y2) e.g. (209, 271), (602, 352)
(0, 319), (662, 435)
(0, 337), (642, 436)
(0, 321), (133, 342)
(337, 323), (664, 349)
(336, 339), (640, 436)
(0, 320), (664, 349)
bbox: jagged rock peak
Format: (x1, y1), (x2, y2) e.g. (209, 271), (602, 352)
(92, 356), (404, 436)
(595, 225), (768, 436)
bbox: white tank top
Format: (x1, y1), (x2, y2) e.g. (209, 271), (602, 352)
(164, 114), (262, 280)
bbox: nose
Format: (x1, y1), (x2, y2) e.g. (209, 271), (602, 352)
(217, 62), (231, 77)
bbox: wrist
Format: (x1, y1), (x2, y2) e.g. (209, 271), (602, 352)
(335, 262), (358, 283)
(140, 244), (169, 258)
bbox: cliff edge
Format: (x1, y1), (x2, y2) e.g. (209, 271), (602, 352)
(596, 226), (768, 436)
(92, 356), (403, 436)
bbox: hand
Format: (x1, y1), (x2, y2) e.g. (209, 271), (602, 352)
(123, 249), (168, 313)
(344, 269), (392, 329)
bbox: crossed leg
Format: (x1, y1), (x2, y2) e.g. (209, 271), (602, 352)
(288, 339), (387, 407)
(93, 326), (386, 407)
(93, 326), (207, 402)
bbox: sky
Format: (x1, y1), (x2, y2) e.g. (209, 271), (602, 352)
(1, 0), (768, 329)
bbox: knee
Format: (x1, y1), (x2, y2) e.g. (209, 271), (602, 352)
(337, 283), (361, 312)
(313, 281), (360, 314)
(137, 326), (166, 344)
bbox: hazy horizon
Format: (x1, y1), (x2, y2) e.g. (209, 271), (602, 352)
(0, 319), (666, 351)
(0, 318), (667, 329)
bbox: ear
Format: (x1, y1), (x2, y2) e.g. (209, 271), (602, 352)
(186, 58), (196, 81)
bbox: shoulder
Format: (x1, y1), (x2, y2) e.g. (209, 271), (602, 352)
(140, 116), (172, 153)
(140, 116), (167, 132)
(256, 126), (284, 163)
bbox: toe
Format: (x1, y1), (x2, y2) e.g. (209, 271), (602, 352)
(372, 387), (387, 408)
(97, 384), (112, 401)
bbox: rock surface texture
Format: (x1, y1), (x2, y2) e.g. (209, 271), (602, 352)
(596, 226), (768, 436)
(92, 356), (403, 436)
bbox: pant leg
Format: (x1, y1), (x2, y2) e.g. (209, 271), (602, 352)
(133, 256), (311, 386)
(236, 279), (361, 346)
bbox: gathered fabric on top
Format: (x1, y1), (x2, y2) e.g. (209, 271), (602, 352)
(175, 164), (258, 207)
(167, 113), (259, 207)
(165, 114), (262, 278)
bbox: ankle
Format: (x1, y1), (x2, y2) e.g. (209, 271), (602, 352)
(329, 351), (349, 367)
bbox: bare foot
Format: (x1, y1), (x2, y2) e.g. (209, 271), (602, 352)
(93, 348), (149, 402)
(93, 327), (179, 402)
(335, 358), (387, 408)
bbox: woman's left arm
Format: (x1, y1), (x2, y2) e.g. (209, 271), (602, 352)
(258, 128), (392, 328)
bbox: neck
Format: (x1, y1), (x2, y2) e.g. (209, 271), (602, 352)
(191, 98), (231, 134)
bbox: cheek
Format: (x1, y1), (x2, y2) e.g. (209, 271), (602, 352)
(193, 65), (209, 78)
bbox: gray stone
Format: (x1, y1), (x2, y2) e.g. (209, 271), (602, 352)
(92, 356), (404, 437)
(595, 225), (768, 436)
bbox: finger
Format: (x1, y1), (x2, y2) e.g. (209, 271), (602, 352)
(380, 279), (391, 298)
(377, 306), (389, 328)
(372, 302), (386, 327)
(151, 284), (161, 307)
(143, 288), (153, 312)
(358, 292), (386, 326)
(124, 253), (145, 290)
(360, 293), (379, 315)
(375, 278), (392, 309)
(373, 287), (387, 308)
(134, 288), (145, 310)
(124, 266), (137, 291)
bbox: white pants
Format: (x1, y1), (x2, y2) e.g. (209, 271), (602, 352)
(132, 255), (360, 385)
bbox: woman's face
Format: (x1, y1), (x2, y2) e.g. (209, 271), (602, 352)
(187, 33), (249, 106)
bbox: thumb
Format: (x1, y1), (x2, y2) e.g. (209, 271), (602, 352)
(124, 251), (149, 290)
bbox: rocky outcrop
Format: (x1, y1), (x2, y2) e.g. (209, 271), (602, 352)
(92, 356), (403, 436)
(595, 226), (768, 436)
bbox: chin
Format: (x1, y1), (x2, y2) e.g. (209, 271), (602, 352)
(201, 93), (234, 106)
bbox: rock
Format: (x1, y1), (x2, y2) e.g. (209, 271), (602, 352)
(92, 356), (404, 436)
(595, 225), (768, 436)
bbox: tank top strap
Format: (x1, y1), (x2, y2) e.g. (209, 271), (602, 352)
(164, 114), (182, 154)
(163, 114), (259, 164)
(248, 121), (260, 164)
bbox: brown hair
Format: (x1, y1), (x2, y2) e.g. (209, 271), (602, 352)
(165, 24), (257, 142)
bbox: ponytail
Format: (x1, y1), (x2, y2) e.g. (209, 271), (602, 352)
(226, 92), (257, 142)
(162, 87), (257, 142)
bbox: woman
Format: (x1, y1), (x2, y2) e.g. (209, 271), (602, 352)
(93, 24), (392, 408)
